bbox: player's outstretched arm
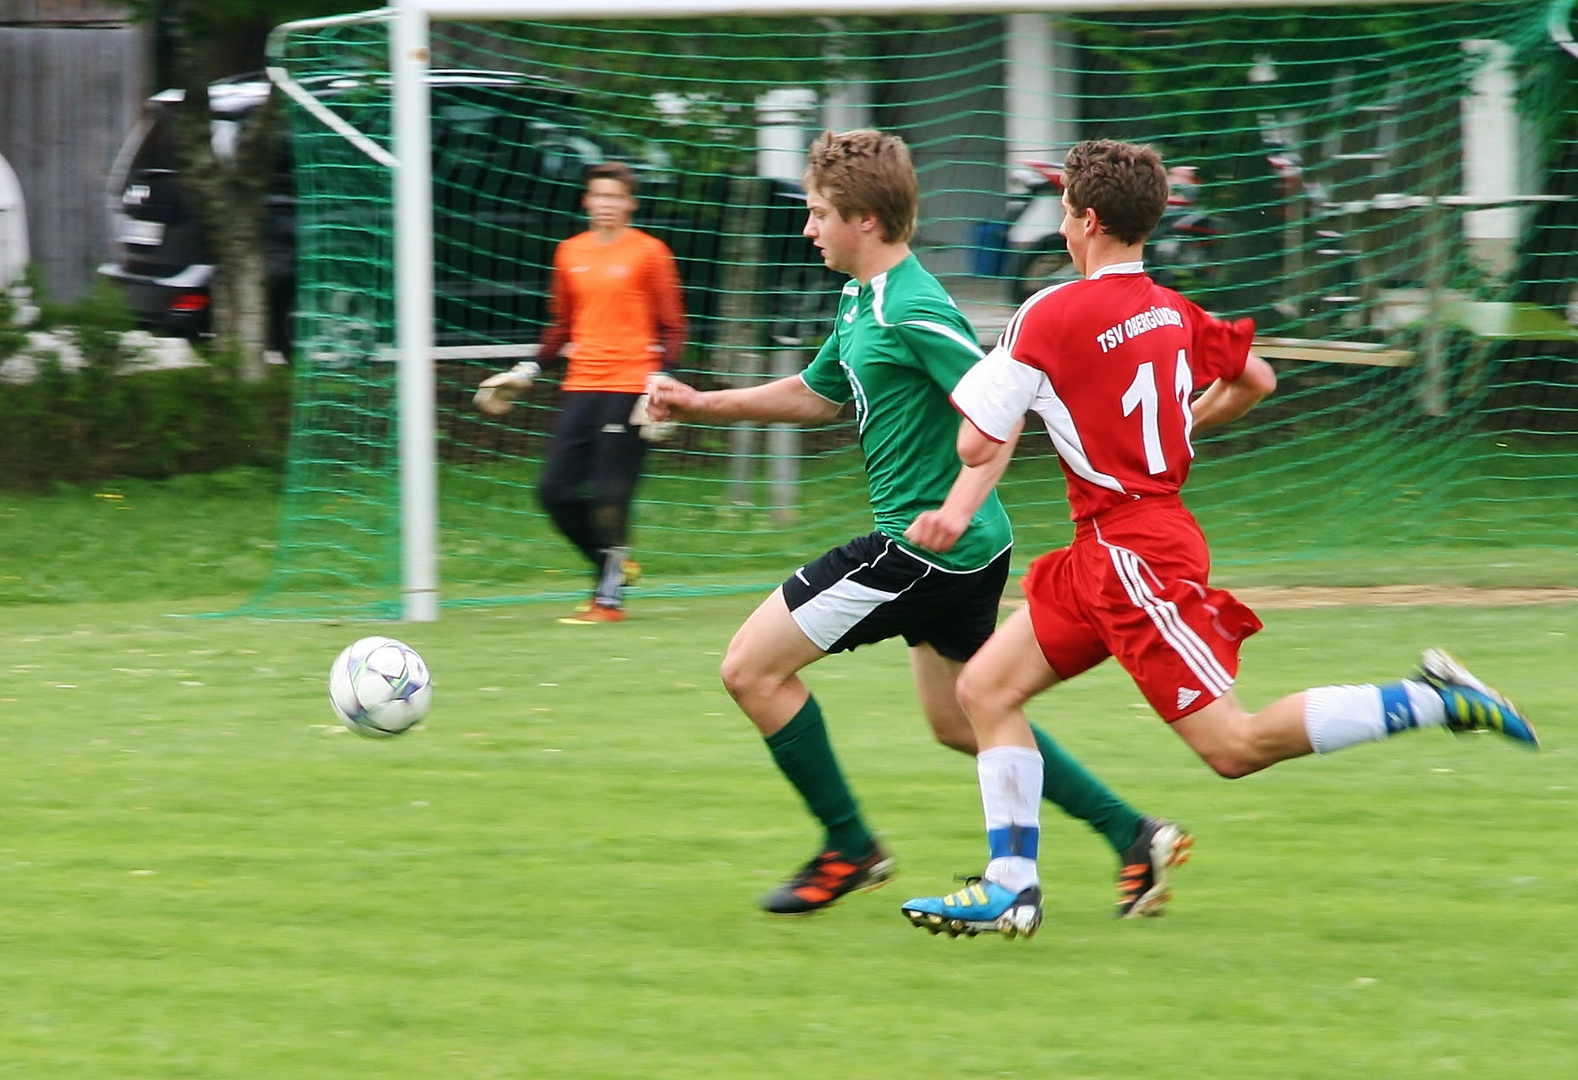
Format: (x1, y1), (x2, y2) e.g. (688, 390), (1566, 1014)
(905, 419), (1022, 554)
(1192, 352), (1277, 431)
(647, 374), (840, 426)
(956, 414), (1009, 468)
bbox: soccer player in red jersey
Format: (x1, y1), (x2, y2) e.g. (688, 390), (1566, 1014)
(900, 140), (1538, 940)
(476, 162), (686, 622)
(650, 130), (1188, 920)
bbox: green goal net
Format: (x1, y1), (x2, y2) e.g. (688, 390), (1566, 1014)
(255, 1), (1578, 619)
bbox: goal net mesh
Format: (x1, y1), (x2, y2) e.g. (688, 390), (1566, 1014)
(255, 1), (1578, 618)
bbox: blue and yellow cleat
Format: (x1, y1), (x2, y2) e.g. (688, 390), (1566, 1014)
(1419, 648), (1539, 748)
(901, 877), (1042, 939)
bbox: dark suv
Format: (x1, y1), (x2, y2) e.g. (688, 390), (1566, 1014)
(99, 71), (839, 355)
(99, 77), (295, 348)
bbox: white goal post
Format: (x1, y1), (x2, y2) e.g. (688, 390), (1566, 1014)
(270, 0), (1487, 621)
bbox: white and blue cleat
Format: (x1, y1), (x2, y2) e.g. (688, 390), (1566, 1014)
(901, 877), (1043, 939)
(1419, 648), (1539, 748)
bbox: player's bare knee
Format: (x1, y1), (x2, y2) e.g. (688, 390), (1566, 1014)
(1200, 749), (1258, 780)
(719, 648), (790, 713)
(718, 649), (757, 705)
(1195, 733), (1274, 779)
(916, 699), (977, 755)
(1176, 699), (1269, 779)
(1179, 722), (1257, 778)
(953, 665), (997, 719)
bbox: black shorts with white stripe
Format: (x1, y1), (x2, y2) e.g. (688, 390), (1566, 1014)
(781, 532), (1011, 662)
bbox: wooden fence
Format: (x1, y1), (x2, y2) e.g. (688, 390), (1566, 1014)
(0, 1), (145, 301)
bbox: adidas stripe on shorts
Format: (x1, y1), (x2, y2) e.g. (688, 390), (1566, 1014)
(1022, 497), (1263, 722)
(782, 532), (1011, 662)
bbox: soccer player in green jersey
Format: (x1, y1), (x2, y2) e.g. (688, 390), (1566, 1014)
(647, 129), (1190, 918)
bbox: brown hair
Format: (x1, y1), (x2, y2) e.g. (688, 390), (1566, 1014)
(1061, 140), (1168, 245)
(803, 129), (918, 244)
(586, 160), (638, 196)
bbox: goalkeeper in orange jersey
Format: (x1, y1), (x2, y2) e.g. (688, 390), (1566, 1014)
(476, 161), (687, 623)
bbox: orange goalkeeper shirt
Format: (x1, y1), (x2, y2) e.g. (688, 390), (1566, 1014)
(537, 227), (688, 393)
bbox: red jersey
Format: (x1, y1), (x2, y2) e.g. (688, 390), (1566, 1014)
(951, 261), (1252, 521)
(538, 227), (687, 393)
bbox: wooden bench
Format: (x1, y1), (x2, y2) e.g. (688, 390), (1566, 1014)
(1251, 336), (1416, 367)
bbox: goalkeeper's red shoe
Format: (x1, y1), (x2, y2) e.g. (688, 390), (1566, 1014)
(558, 603), (625, 625)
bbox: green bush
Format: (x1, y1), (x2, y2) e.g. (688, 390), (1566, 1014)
(0, 282), (291, 491)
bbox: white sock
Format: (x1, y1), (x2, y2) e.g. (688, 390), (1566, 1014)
(1304, 685), (1387, 753)
(977, 745), (1042, 893)
(1305, 680), (1450, 754)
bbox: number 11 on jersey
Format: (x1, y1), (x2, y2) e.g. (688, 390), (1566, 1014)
(1121, 349), (1195, 476)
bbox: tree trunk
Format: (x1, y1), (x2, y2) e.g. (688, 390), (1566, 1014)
(212, 226), (269, 378)
(170, 1), (277, 380)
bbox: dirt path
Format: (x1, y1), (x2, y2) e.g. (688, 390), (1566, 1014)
(1231, 585), (1578, 609)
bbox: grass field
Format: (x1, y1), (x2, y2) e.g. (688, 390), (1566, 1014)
(1, 589), (1574, 1078)
(8, 462), (1575, 622)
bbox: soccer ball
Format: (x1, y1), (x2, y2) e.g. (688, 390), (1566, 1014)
(328, 636), (432, 737)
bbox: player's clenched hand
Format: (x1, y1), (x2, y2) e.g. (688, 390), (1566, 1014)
(631, 375), (680, 443)
(903, 508), (968, 554)
(645, 374), (703, 422)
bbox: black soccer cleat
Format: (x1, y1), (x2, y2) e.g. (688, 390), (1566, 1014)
(760, 844), (895, 915)
(1115, 818), (1193, 919)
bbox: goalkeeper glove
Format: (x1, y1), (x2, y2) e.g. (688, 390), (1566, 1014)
(631, 373), (680, 443)
(474, 360), (540, 417)
(628, 392), (677, 444)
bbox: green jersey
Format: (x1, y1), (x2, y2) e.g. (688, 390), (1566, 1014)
(800, 254), (1012, 572)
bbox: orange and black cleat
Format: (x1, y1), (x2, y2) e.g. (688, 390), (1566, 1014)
(761, 845), (895, 915)
(1116, 818), (1192, 919)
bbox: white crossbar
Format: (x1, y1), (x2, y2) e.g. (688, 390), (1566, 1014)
(413, 0), (1458, 15)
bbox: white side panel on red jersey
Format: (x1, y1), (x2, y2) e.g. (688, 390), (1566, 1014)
(951, 346), (1039, 442)
(1029, 383), (1126, 494)
(954, 345), (1125, 493)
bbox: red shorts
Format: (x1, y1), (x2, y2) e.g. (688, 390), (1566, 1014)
(1022, 496), (1262, 722)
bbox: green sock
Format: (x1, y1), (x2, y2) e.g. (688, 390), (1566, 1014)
(1031, 723), (1143, 855)
(764, 695), (874, 856)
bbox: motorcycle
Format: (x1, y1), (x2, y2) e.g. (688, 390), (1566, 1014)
(1003, 158), (1227, 304)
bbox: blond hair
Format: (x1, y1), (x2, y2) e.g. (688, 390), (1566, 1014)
(803, 129), (918, 244)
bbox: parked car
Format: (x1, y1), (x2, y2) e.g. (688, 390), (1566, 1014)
(99, 72), (839, 356)
(100, 76), (297, 351)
